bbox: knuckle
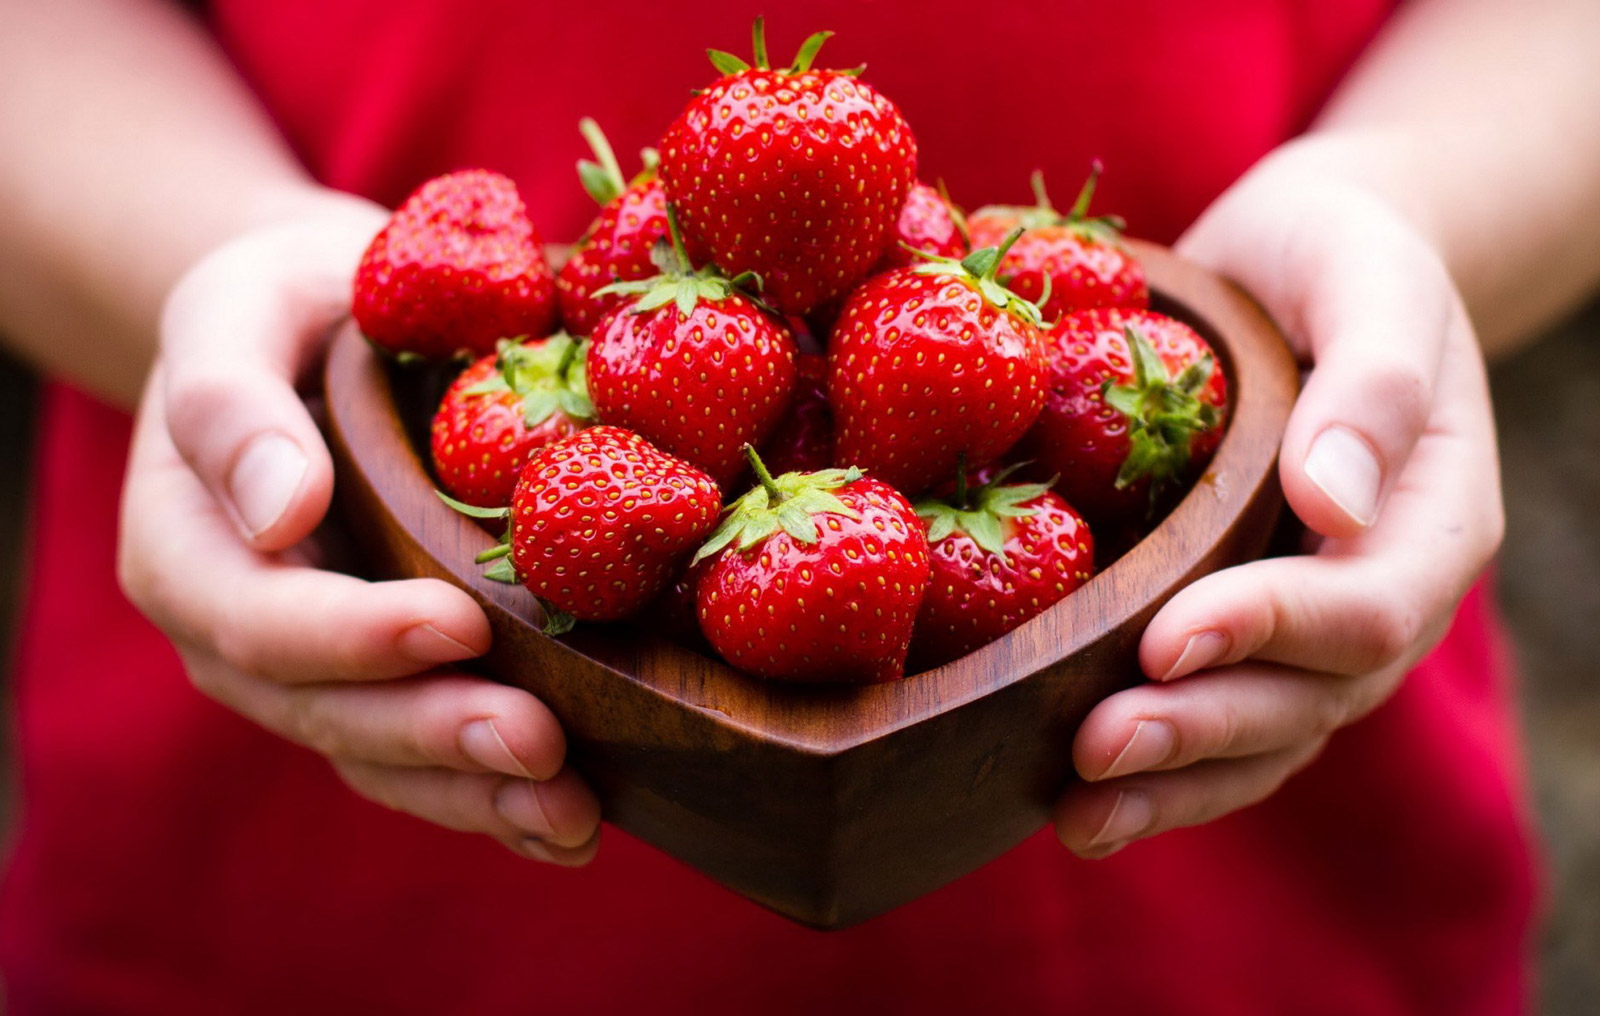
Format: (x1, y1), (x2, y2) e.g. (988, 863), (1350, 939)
(1365, 354), (1433, 436)
(1352, 591), (1425, 672)
(164, 369), (243, 448)
(287, 693), (351, 759)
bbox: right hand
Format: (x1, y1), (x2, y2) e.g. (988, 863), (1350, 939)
(117, 201), (601, 865)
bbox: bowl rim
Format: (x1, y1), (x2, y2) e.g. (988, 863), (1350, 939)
(324, 238), (1299, 756)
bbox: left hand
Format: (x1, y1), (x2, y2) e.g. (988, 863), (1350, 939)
(1052, 142), (1505, 857)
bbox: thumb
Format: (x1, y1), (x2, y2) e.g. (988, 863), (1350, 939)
(160, 210), (383, 551)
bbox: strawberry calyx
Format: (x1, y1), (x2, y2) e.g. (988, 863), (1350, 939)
(576, 117), (659, 207)
(1102, 324), (1222, 501)
(909, 227), (1047, 328)
(707, 17), (862, 78)
(595, 204), (768, 317)
(974, 162), (1127, 245)
(432, 492), (578, 635)
(914, 462), (1051, 564)
(692, 446), (863, 564)
(461, 332), (595, 429)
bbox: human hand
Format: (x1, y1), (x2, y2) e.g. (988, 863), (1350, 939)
(1053, 143), (1505, 857)
(117, 201), (601, 864)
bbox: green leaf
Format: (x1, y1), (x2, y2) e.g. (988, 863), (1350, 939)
(462, 373), (511, 397)
(707, 49), (750, 75)
(1102, 383), (1143, 418)
(789, 30), (834, 73)
(484, 556), (519, 583)
(962, 510), (1008, 558)
(578, 160), (622, 207)
(961, 246), (1001, 279)
(675, 278), (698, 317)
(1124, 325), (1171, 388)
(436, 490), (511, 520)
(540, 603), (577, 635)
(474, 544), (513, 564)
(735, 513), (781, 551)
(520, 389), (561, 428)
(922, 509), (957, 545)
(1175, 352), (1215, 395)
(776, 500), (819, 543)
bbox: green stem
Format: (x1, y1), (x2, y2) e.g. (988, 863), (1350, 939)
(665, 203), (693, 269)
(952, 452), (970, 510)
(579, 117), (625, 195)
(751, 16), (770, 69)
(555, 335), (581, 379)
(1069, 160), (1102, 220)
(1030, 170), (1053, 213)
(985, 227), (1027, 279)
(744, 444), (783, 502)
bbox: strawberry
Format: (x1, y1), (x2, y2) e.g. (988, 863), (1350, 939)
(912, 465), (1094, 668)
(556, 119), (671, 336)
(430, 332), (594, 508)
(828, 230), (1049, 495)
(354, 169), (558, 360)
(693, 449), (930, 683)
(755, 352), (833, 475)
(586, 211), (797, 488)
(448, 426), (722, 631)
(877, 180), (968, 271)
(658, 18), (917, 315)
(1013, 307), (1228, 524)
(967, 163), (1147, 322)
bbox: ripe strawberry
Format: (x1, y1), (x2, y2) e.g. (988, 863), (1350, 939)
(877, 181), (968, 271)
(967, 163), (1147, 322)
(449, 427), (722, 631)
(911, 466), (1094, 668)
(430, 333), (594, 508)
(354, 169), (558, 360)
(756, 352), (833, 475)
(658, 18), (917, 315)
(1014, 307), (1228, 523)
(694, 450), (930, 682)
(586, 212), (797, 487)
(556, 119), (671, 335)
(828, 230), (1049, 495)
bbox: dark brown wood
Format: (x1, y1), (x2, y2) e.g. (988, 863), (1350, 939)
(323, 240), (1299, 929)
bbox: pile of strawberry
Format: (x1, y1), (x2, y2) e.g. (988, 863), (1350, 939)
(350, 21), (1228, 683)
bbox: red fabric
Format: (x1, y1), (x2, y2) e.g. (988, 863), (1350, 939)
(1, 2), (1539, 1013)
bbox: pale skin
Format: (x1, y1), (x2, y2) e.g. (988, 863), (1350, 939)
(2, 0), (1598, 866)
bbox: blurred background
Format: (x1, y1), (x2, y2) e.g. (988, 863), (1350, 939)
(1, 298), (1597, 1010)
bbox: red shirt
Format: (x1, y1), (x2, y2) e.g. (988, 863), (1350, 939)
(1, 2), (1539, 1013)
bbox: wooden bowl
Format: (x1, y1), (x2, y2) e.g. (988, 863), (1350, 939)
(323, 239), (1298, 929)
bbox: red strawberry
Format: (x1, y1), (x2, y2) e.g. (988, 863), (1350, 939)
(586, 212), (797, 487)
(659, 18), (917, 315)
(828, 230), (1049, 495)
(430, 333), (594, 508)
(912, 466), (1094, 668)
(694, 450), (930, 682)
(556, 119), (671, 335)
(354, 169), (558, 360)
(756, 352), (833, 475)
(967, 163), (1147, 321)
(1014, 307), (1228, 523)
(450, 427), (722, 631)
(877, 181), (968, 271)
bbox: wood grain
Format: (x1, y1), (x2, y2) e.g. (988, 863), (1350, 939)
(323, 239), (1299, 928)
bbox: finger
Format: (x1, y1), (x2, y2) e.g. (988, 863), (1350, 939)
(120, 388), (490, 683)
(1072, 664), (1391, 782)
(333, 760), (602, 860)
(1277, 217), (1456, 538)
(188, 664), (567, 779)
(1054, 741), (1325, 857)
(159, 215), (381, 550)
(1142, 322), (1501, 681)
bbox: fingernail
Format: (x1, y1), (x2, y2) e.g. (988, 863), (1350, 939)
(227, 433), (308, 538)
(1161, 630), (1229, 681)
(1098, 719), (1176, 780)
(494, 781), (555, 839)
(399, 623), (480, 664)
(517, 837), (556, 863)
(1077, 839), (1132, 861)
(460, 719), (534, 779)
(1089, 789), (1154, 848)
(1304, 426), (1381, 527)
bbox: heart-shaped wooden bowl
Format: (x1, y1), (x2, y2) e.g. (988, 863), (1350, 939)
(324, 239), (1298, 929)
